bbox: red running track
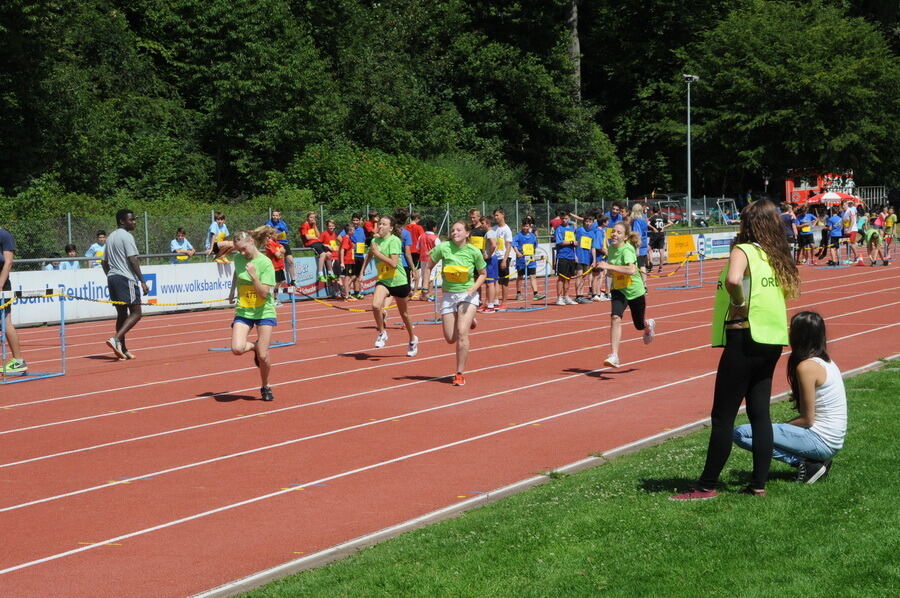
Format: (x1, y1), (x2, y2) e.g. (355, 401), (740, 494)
(0, 265), (898, 596)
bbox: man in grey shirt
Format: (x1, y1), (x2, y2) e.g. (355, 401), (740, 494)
(102, 209), (149, 360)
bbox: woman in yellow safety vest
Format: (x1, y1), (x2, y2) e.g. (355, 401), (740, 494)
(672, 200), (800, 500)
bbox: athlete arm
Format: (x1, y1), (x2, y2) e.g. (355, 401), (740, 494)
(228, 271), (237, 304)
(600, 262), (636, 276)
(467, 268), (487, 296)
(0, 250), (13, 288)
(245, 262), (272, 300)
(128, 255), (150, 294)
(786, 360), (822, 427)
(724, 247), (749, 304)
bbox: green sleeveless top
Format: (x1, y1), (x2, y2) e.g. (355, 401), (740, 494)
(711, 243), (788, 347)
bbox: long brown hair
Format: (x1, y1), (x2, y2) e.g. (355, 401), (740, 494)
(734, 201), (800, 298)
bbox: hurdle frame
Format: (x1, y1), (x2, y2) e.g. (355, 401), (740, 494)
(208, 285), (298, 352)
(1, 289), (67, 385)
(659, 252), (703, 290)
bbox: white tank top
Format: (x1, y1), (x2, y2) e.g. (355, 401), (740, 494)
(809, 357), (848, 450)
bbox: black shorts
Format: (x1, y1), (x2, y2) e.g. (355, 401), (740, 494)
(275, 269), (286, 284)
(556, 258), (576, 278)
(376, 282), (411, 298)
(411, 253), (421, 268)
(649, 234), (665, 250)
(798, 234), (814, 248)
(498, 262), (510, 286)
(308, 242), (328, 256)
(516, 266), (537, 277)
(344, 257), (364, 277)
(341, 262), (354, 276)
(786, 235), (796, 247)
(282, 244), (292, 256)
(637, 255), (648, 269)
(108, 274), (141, 306)
(610, 290), (647, 330)
(828, 237), (841, 249)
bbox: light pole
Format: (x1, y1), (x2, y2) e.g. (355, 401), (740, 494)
(683, 74), (699, 227)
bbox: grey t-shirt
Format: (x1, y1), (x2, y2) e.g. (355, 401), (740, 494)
(105, 227), (139, 281)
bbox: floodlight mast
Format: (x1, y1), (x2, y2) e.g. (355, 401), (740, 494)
(683, 74), (699, 226)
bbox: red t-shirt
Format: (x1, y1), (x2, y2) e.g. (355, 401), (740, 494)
(550, 217), (563, 230)
(363, 220), (377, 237)
(404, 223), (425, 254)
(300, 222), (320, 247)
(319, 230), (340, 259)
(339, 234), (355, 264)
(417, 232), (437, 260)
(265, 239), (285, 271)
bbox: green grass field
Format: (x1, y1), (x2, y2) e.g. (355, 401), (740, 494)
(244, 360), (899, 597)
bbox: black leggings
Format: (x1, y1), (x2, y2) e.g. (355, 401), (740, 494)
(610, 290), (646, 330)
(699, 329), (782, 490)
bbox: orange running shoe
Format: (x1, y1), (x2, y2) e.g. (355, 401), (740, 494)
(452, 373), (466, 386)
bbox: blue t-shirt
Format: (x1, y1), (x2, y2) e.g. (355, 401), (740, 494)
(827, 215), (843, 237)
(266, 219), (291, 246)
(399, 229), (413, 267)
(206, 222), (229, 248)
(593, 228), (607, 261)
(351, 226), (367, 257)
(170, 238), (194, 264)
(59, 259), (80, 270)
(798, 213), (816, 235)
(85, 242), (106, 267)
(631, 217), (649, 256)
(575, 226), (594, 265)
(513, 231), (538, 270)
(554, 225), (576, 260)
(605, 212), (623, 227)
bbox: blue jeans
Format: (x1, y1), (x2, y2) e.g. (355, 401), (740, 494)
(733, 423), (837, 466)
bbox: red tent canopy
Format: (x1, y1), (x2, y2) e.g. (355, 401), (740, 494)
(801, 191), (860, 206)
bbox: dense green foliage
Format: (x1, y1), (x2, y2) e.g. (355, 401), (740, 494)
(1, 0), (897, 213)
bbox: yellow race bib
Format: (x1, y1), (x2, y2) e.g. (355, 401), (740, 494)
(355, 242), (366, 254)
(801, 225), (811, 233)
(564, 230), (575, 243)
(470, 236), (485, 250)
(522, 243), (535, 256)
(376, 262), (396, 281)
(579, 235), (593, 250)
(605, 228), (614, 239)
(176, 255), (189, 261)
(329, 240), (339, 250)
(238, 284), (266, 308)
(276, 231), (287, 240)
(497, 238), (505, 251)
(612, 272), (630, 290)
(215, 232), (226, 242)
(442, 264), (470, 283)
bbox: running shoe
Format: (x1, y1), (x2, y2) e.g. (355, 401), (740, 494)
(576, 297), (593, 304)
(533, 294), (546, 301)
(481, 306), (496, 313)
(591, 295), (602, 302)
(374, 330), (388, 349)
(407, 336), (419, 357)
(477, 304), (489, 313)
(737, 486), (767, 497)
(555, 296), (567, 306)
(564, 295), (578, 305)
(317, 274), (327, 282)
(600, 292), (611, 301)
(643, 318), (656, 345)
(515, 293), (524, 301)
(669, 488), (718, 501)
(410, 290), (422, 300)
(106, 337), (126, 360)
(452, 373), (466, 386)
(494, 304), (507, 311)
(261, 386), (275, 402)
(603, 353), (621, 368)
(2, 358), (27, 374)
(120, 350), (137, 361)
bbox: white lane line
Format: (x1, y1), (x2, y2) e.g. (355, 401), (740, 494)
(2, 322), (894, 575)
(7, 267), (891, 408)
(2, 319), (895, 514)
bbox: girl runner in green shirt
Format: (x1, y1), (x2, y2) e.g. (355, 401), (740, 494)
(227, 227), (277, 402)
(429, 221), (487, 386)
(596, 221), (655, 368)
(361, 216), (418, 357)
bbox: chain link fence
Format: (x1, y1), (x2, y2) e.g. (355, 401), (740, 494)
(4, 198), (739, 269)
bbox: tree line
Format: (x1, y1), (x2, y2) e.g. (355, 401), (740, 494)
(1, 0), (897, 213)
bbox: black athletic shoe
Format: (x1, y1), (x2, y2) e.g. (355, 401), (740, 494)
(261, 386), (274, 402)
(797, 459), (829, 484)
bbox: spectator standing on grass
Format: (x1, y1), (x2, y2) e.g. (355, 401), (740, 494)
(170, 228), (195, 264)
(266, 210), (293, 284)
(671, 200), (800, 500)
(647, 205), (670, 273)
(85, 230), (107, 267)
(0, 226), (27, 374)
(732, 311), (846, 484)
(103, 209), (150, 361)
(206, 212), (230, 263)
(59, 244), (81, 270)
